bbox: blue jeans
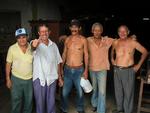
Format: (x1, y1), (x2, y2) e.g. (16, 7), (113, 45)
(61, 65), (84, 112)
(90, 70), (107, 113)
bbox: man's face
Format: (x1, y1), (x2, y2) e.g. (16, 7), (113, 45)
(92, 26), (102, 38)
(17, 35), (28, 46)
(118, 26), (129, 39)
(38, 26), (50, 41)
(70, 25), (80, 35)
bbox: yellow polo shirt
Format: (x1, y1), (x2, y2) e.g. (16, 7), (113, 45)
(6, 43), (33, 80)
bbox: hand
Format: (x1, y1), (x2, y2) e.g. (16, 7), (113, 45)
(32, 39), (39, 48)
(6, 79), (12, 89)
(58, 78), (64, 87)
(111, 59), (116, 66)
(60, 70), (64, 78)
(104, 36), (108, 38)
(112, 61), (116, 66)
(83, 70), (88, 80)
(133, 64), (140, 72)
(130, 34), (137, 41)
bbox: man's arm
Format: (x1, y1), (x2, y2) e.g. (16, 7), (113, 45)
(6, 62), (12, 89)
(104, 36), (114, 42)
(134, 41), (148, 72)
(55, 43), (64, 87)
(83, 38), (88, 79)
(62, 38), (68, 68)
(111, 41), (117, 65)
(61, 38), (69, 79)
(58, 63), (64, 87)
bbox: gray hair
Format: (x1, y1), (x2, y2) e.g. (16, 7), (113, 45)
(118, 25), (130, 35)
(91, 22), (103, 33)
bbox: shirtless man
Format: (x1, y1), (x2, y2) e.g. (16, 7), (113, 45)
(61, 19), (88, 113)
(87, 22), (114, 113)
(111, 25), (148, 113)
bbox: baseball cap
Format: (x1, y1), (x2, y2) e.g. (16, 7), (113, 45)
(15, 28), (28, 37)
(70, 19), (81, 27)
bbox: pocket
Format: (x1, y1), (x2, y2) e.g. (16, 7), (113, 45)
(78, 67), (84, 75)
(64, 66), (69, 76)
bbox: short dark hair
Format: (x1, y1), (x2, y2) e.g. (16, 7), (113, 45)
(38, 23), (50, 31)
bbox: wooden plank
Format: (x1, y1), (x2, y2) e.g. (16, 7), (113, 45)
(142, 98), (150, 103)
(141, 107), (150, 112)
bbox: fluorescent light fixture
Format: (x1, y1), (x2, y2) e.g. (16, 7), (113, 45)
(143, 17), (150, 21)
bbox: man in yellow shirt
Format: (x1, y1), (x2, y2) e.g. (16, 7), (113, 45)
(6, 28), (33, 113)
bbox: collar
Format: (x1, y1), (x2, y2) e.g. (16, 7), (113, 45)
(48, 39), (53, 46)
(16, 42), (30, 53)
(16, 42), (30, 49)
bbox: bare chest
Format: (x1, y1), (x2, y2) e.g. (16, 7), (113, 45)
(115, 41), (134, 55)
(67, 39), (83, 51)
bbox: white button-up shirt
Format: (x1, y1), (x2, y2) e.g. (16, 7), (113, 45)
(33, 39), (62, 86)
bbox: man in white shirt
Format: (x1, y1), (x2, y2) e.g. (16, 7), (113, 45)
(31, 24), (63, 113)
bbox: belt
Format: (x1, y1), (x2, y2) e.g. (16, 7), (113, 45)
(114, 64), (134, 69)
(65, 64), (83, 69)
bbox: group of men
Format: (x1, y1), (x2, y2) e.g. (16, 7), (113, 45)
(5, 19), (148, 113)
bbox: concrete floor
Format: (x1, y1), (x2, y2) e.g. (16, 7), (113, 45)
(0, 85), (117, 113)
(0, 75), (148, 113)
